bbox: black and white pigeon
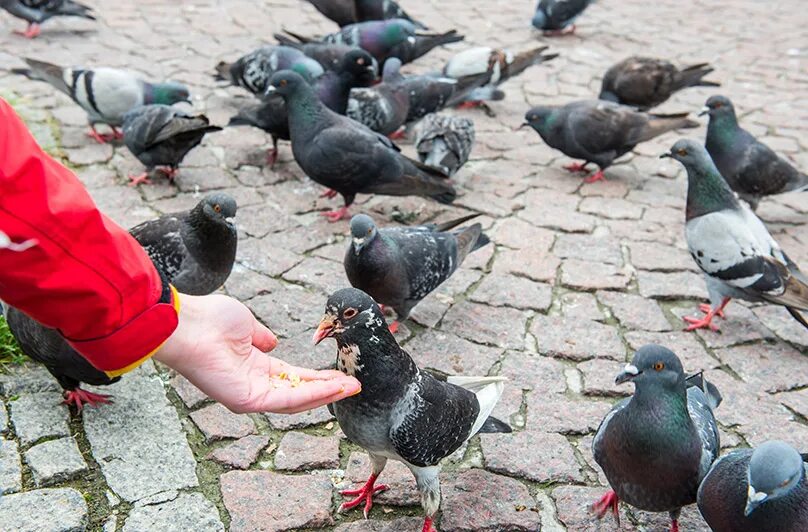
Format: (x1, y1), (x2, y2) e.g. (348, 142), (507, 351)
(522, 100), (698, 183)
(599, 57), (719, 110)
(312, 287), (511, 531)
(11, 58), (190, 143)
(0, 0), (94, 38)
(303, 0), (427, 29)
(129, 193), (238, 296)
(275, 19), (463, 66)
(227, 49), (376, 166)
(413, 113), (475, 176)
(697, 440), (808, 532)
(344, 213), (489, 331)
(442, 45), (558, 108)
(592, 344), (721, 532)
(662, 139), (808, 332)
(531, 0), (592, 35)
(122, 104), (221, 186)
(214, 45), (325, 95)
(702, 95), (808, 210)
(266, 71), (456, 222)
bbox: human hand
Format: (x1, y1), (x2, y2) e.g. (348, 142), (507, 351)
(154, 293), (360, 414)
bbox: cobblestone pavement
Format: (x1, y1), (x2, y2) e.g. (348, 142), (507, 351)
(1, 0), (807, 530)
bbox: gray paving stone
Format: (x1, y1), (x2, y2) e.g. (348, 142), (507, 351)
(0, 363), (60, 396)
(0, 437), (21, 494)
(274, 431), (340, 471)
(83, 362), (199, 502)
(596, 290), (672, 332)
(0, 403), (7, 433)
(207, 434), (269, 470)
(531, 316), (625, 361)
(442, 301), (528, 350)
(469, 273), (553, 311)
(482, 431), (583, 483)
(24, 437), (88, 486)
(123, 492), (223, 532)
(9, 392), (70, 445)
(637, 270), (706, 300)
(189, 403), (255, 442)
(0, 488), (87, 532)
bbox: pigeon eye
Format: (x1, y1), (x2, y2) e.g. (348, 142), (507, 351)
(343, 307), (358, 319)
(357, 57), (365, 65)
(780, 478), (791, 487)
(366, 228), (372, 235)
(213, 204), (222, 213)
(653, 362), (665, 371)
(676, 149), (688, 156)
(279, 79), (288, 87)
(713, 102), (722, 109)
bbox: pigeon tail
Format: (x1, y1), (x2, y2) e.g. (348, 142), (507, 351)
(506, 46), (559, 80)
(786, 307), (808, 330)
(275, 29), (312, 45)
(641, 112), (699, 142)
(672, 64), (720, 91)
(56, 0), (96, 20)
(12, 58), (71, 96)
(478, 415), (512, 434)
(412, 30), (464, 60)
(433, 213), (481, 232)
(213, 61), (234, 83)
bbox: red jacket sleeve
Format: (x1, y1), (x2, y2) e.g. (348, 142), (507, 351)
(0, 97), (179, 375)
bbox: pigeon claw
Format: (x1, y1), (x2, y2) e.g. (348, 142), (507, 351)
(670, 519), (680, 532)
(319, 188), (338, 199)
(543, 24), (576, 36)
(87, 127), (116, 144)
(563, 162), (590, 173)
(592, 489), (620, 525)
(683, 314), (720, 332)
(338, 474), (388, 519)
(583, 170), (606, 184)
(321, 206), (350, 223)
(128, 172), (152, 186)
(421, 516), (436, 532)
(699, 303), (725, 319)
(63, 389), (113, 412)
(267, 147), (279, 167)
(14, 23), (41, 38)
(387, 321), (400, 334)
(158, 166), (179, 181)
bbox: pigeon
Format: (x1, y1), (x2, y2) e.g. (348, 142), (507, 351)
(122, 104), (222, 186)
(522, 100), (698, 183)
(12, 58), (190, 143)
(592, 344), (721, 532)
(702, 95), (808, 210)
(599, 57), (719, 110)
(443, 45), (559, 108)
(697, 440), (808, 532)
(301, 0), (357, 27)
(531, 0), (593, 35)
(129, 193), (238, 296)
(346, 58), (411, 136)
(312, 287), (511, 531)
(271, 37), (374, 72)
(661, 139), (808, 332)
(303, 0), (427, 29)
(413, 114), (475, 176)
(267, 71), (456, 222)
(0, 0), (94, 38)
(344, 213), (489, 332)
(214, 45), (325, 95)
(227, 49), (377, 166)
(275, 19), (463, 66)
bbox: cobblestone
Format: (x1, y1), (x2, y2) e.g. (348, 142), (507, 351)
(9, 392), (70, 445)
(24, 437), (87, 487)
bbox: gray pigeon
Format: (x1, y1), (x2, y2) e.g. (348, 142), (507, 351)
(303, 0), (427, 29)
(523, 100), (698, 183)
(599, 57), (719, 110)
(0, 0), (94, 38)
(413, 113), (475, 176)
(531, 0), (592, 34)
(271, 37), (375, 72)
(12, 58), (190, 143)
(592, 345), (721, 532)
(227, 96), (290, 167)
(702, 95), (808, 210)
(266, 71), (456, 222)
(662, 139), (808, 332)
(214, 45), (325, 95)
(697, 440), (808, 532)
(312, 287), (510, 530)
(129, 193), (238, 296)
(344, 213), (489, 331)
(122, 104), (221, 186)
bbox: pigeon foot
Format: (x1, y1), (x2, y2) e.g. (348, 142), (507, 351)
(388, 128), (406, 140)
(63, 388), (113, 412)
(583, 170), (606, 184)
(543, 24), (576, 36)
(388, 321), (400, 334)
(267, 147), (279, 167)
(338, 473), (389, 518)
(563, 162), (590, 173)
(321, 206), (350, 223)
(670, 519), (680, 532)
(456, 101), (482, 110)
(699, 303), (725, 319)
(421, 516), (436, 532)
(158, 166), (179, 181)
(683, 297), (730, 332)
(592, 490), (620, 525)
(128, 172), (152, 186)
(319, 188), (338, 199)
(14, 23), (41, 38)
(87, 127), (117, 144)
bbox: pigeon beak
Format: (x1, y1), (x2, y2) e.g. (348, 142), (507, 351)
(698, 106), (710, 117)
(615, 364), (640, 385)
(745, 486), (767, 516)
(225, 216), (236, 225)
(265, 85), (277, 96)
(352, 237), (366, 255)
(513, 122), (530, 131)
(313, 314), (337, 345)
(659, 151), (672, 159)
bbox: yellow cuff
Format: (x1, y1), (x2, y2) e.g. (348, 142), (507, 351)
(104, 285), (182, 378)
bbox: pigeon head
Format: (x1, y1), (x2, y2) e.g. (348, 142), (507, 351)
(521, 106), (556, 133)
(198, 193), (237, 227)
(313, 288), (390, 347)
(745, 441), (805, 516)
(660, 138), (714, 168)
(349, 214), (378, 255)
(382, 57), (403, 82)
(615, 344), (685, 391)
(150, 82), (191, 105)
(338, 49), (378, 84)
(699, 95), (736, 119)
(266, 70), (310, 98)
(379, 19), (416, 45)
(531, 9), (548, 30)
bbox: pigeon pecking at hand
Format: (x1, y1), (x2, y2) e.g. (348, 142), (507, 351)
(531, 0), (593, 35)
(662, 139), (808, 332)
(413, 113), (475, 177)
(344, 213), (489, 332)
(697, 440), (808, 532)
(0, 0), (95, 38)
(313, 287), (511, 531)
(522, 100), (698, 183)
(129, 193), (238, 296)
(266, 70), (456, 222)
(122, 104), (221, 186)
(702, 95), (808, 210)
(11, 58), (190, 143)
(592, 344), (721, 532)
(599, 56), (720, 111)
(214, 45), (325, 96)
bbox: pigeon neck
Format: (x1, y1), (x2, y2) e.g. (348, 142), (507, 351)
(629, 379), (689, 416)
(316, 71), (352, 113)
(685, 161), (739, 220)
(334, 332), (417, 392)
(185, 208), (236, 271)
(288, 86), (330, 124)
(706, 111), (740, 146)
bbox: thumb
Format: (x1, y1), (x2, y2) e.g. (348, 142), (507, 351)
(252, 317), (278, 352)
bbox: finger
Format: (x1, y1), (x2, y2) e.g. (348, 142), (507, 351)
(271, 362), (346, 382)
(256, 377), (361, 414)
(252, 318), (278, 352)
